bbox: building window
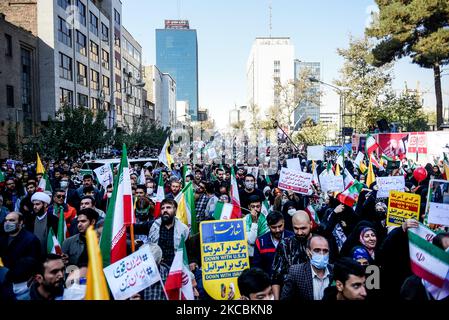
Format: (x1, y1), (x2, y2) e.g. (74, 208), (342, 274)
(102, 49), (109, 69)
(21, 48), (31, 113)
(101, 23), (109, 43)
(76, 31), (86, 56)
(115, 56), (121, 70)
(114, 32), (121, 48)
(91, 97), (99, 109)
(60, 88), (73, 106)
(90, 69), (99, 90)
(89, 11), (98, 36)
(57, 0), (70, 10)
(76, 0), (86, 26)
(115, 80), (122, 98)
(6, 85), (14, 107)
(90, 40), (99, 63)
(114, 9), (121, 25)
(77, 61), (87, 86)
(5, 34), (12, 57)
(58, 17), (72, 47)
(78, 93), (88, 107)
(102, 75), (110, 95)
(59, 52), (73, 80)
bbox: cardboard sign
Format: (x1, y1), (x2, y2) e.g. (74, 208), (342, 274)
(387, 191), (421, 227)
(286, 158), (302, 171)
(376, 176), (405, 198)
(320, 175), (344, 193)
(93, 164), (113, 189)
(103, 245), (161, 300)
(200, 219), (250, 300)
(425, 179), (449, 227)
(278, 168), (313, 195)
(307, 146), (325, 161)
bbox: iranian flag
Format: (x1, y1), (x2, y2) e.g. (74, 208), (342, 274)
(100, 144), (134, 267)
(365, 134), (379, 156)
(408, 223), (449, 288)
(337, 180), (364, 207)
(305, 204), (320, 229)
(36, 153), (52, 194)
(47, 228), (62, 254)
(213, 201), (235, 220)
(230, 167), (242, 218)
(175, 181), (197, 235)
(164, 236), (194, 300)
(154, 173), (165, 219)
(56, 205), (68, 241)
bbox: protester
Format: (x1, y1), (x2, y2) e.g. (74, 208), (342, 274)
(237, 268), (274, 300)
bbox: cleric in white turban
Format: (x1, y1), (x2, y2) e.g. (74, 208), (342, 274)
(31, 191), (51, 205)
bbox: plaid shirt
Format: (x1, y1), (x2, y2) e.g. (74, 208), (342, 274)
(158, 225), (175, 267)
(142, 262), (170, 300)
(195, 193), (210, 222)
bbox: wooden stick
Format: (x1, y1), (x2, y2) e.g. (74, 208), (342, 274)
(130, 224), (135, 253)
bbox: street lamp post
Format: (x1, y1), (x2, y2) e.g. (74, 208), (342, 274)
(308, 77), (348, 145)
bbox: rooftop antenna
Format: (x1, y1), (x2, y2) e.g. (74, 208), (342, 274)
(269, 0), (272, 38)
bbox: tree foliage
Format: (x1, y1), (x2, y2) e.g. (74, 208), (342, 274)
(292, 118), (327, 147)
(335, 36), (393, 133)
(366, 0), (449, 128)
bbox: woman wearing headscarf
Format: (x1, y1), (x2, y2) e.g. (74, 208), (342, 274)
(341, 221), (379, 265)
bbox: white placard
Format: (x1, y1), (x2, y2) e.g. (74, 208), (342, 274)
(103, 245), (161, 300)
(278, 168), (313, 195)
(246, 167), (259, 179)
(207, 147), (217, 160)
(287, 158), (302, 171)
(376, 176), (405, 198)
(320, 175), (345, 193)
(426, 179), (449, 226)
(307, 146), (325, 161)
(93, 164), (113, 189)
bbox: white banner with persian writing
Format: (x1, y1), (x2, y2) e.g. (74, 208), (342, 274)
(278, 168), (313, 195)
(376, 176), (405, 198)
(103, 245), (161, 300)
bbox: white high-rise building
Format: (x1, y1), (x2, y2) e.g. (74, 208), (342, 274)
(247, 37), (294, 119)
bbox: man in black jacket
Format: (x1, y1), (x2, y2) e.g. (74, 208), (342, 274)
(0, 212), (41, 273)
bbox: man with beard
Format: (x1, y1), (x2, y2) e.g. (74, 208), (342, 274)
(28, 192), (59, 256)
(238, 174), (265, 211)
(148, 198), (189, 267)
(62, 208), (98, 267)
(271, 211), (313, 300)
(15, 179), (37, 216)
(28, 254), (65, 300)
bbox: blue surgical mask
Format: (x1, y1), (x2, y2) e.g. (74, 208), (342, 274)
(310, 253), (329, 270)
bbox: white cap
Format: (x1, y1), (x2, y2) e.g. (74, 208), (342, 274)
(31, 192), (51, 205)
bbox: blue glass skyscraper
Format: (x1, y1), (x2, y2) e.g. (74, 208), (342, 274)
(156, 20), (198, 120)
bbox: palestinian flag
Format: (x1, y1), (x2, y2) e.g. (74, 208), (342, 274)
(100, 144), (133, 267)
(175, 181), (197, 235)
(213, 201), (235, 220)
(154, 173), (165, 219)
(47, 228), (62, 254)
(365, 134), (379, 156)
(408, 223), (449, 288)
(36, 153), (52, 194)
(165, 236), (194, 300)
(230, 167), (242, 218)
(337, 180), (364, 207)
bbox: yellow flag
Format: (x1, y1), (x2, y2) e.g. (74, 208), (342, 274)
(335, 164), (341, 177)
(175, 191), (189, 227)
(359, 160), (367, 174)
(444, 162), (449, 181)
(366, 156), (376, 188)
(0, 257), (3, 267)
(36, 153), (45, 174)
(85, 226), (110, 300)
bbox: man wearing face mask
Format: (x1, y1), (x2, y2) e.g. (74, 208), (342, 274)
(28, 192), (59, 256)
(281, 235), (333, 300)
(239, 174), (265, 212)
(0, 212), (41, 274)
(271, 211), (314, 300)
(147, 199), (189, 267)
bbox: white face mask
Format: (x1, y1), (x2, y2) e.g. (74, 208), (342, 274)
(107, 192), (112, 198)
(63, 284), (86, 300)
(147, 188), (154, 195)
(269, 294), (275, 300)
(288, 208), (296, 216)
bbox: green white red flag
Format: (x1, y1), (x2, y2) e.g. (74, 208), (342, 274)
(365, 134), (379, 156)
(154, 173), (165, 219)
(336, 180), (364, 207)
(230, 167), (242, 218)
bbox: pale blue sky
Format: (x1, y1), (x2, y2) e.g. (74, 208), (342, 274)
(122, 0), (448, 128)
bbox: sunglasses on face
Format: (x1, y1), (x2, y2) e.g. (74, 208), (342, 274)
(55, 194), (65, 199)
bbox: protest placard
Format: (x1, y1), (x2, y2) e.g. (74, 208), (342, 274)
(245, 167), (259, 179)
(376, 176), (405, 198)
(354, 152), (365, 167)
(307, 146), (324, 161)
(103, 245), (161, 300)
(278, 168), (313, 195)
(425, 179), (449, 227)
(286, 158), (302, 171)
(94, 164), (113, 189)
(320, 175), (344, 193)
(387, 191), (421, 227)
(200, 219), (250, 300)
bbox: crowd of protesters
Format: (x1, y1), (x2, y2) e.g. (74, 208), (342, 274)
(0, 149), (448, 301)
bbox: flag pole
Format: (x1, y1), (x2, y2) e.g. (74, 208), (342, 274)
(130, 224), (135, 253)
